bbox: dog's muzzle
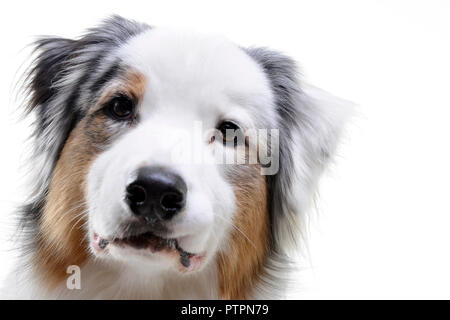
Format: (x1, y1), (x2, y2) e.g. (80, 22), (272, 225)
(92, 165), (206, 270)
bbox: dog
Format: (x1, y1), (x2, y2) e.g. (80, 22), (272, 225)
(3, 15), (350, 299)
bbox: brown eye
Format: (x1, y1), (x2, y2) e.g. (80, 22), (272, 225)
(217, 120), (240, 146)
(105, 95), (135, 121)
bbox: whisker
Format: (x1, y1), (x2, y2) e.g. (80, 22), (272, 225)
(67, 209), (88, 238)
(215, 214), (257, 250)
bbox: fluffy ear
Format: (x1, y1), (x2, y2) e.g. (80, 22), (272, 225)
(24, 37), (81, 196)
(22, 15), (150, 201)
(245, 48), (352, 253)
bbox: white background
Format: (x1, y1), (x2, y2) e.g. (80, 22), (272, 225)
(0, 0), (449, 299)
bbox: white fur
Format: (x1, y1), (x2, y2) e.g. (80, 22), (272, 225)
(87, 29), (273, 276)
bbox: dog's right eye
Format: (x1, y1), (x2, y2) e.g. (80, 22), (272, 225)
(104, 95), (135, 121)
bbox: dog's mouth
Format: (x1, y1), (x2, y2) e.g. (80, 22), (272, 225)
(93, 232), (205, 271)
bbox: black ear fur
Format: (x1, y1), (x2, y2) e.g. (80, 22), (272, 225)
(27, 38), (77, 112)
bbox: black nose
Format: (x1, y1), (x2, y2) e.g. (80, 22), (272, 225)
(125, 166), (187, 221)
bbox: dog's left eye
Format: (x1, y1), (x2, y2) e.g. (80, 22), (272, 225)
(217, 120), (241, 145)
(105, 95), (135, 121)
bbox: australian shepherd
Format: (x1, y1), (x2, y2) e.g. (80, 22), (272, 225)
(3, 16), (350, 299)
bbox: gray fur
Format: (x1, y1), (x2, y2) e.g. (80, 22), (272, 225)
(245, 47), (350, 297)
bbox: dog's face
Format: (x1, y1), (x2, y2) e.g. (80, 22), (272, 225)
(84, 29), (275, 272)
(22, 16), (348, 298)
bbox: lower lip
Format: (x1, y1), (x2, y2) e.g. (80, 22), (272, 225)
(92, 232), (206, 272)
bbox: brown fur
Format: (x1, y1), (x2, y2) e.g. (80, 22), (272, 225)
(217, 166), (270, 299)
(118, 70), (147, 103)
(33, 70), (146, 288)
(34, 119), (98, 288)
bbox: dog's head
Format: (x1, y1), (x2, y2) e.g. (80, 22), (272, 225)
(21, 16), (349, 298)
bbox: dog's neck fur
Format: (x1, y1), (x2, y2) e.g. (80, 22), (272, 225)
(6, 257), (218, 299)
(7, 256), (285, 299)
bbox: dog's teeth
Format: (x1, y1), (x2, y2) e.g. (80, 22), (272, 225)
(98, 239), (109, 249)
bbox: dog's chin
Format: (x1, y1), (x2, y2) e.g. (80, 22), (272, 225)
(90, 231), (207, 273)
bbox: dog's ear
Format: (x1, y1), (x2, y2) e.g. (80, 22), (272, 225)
(246, 48), (352, 253)
(27, 37), (77, 112)
(22, 16), (150, 200)
(24, 37), (82, 197)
